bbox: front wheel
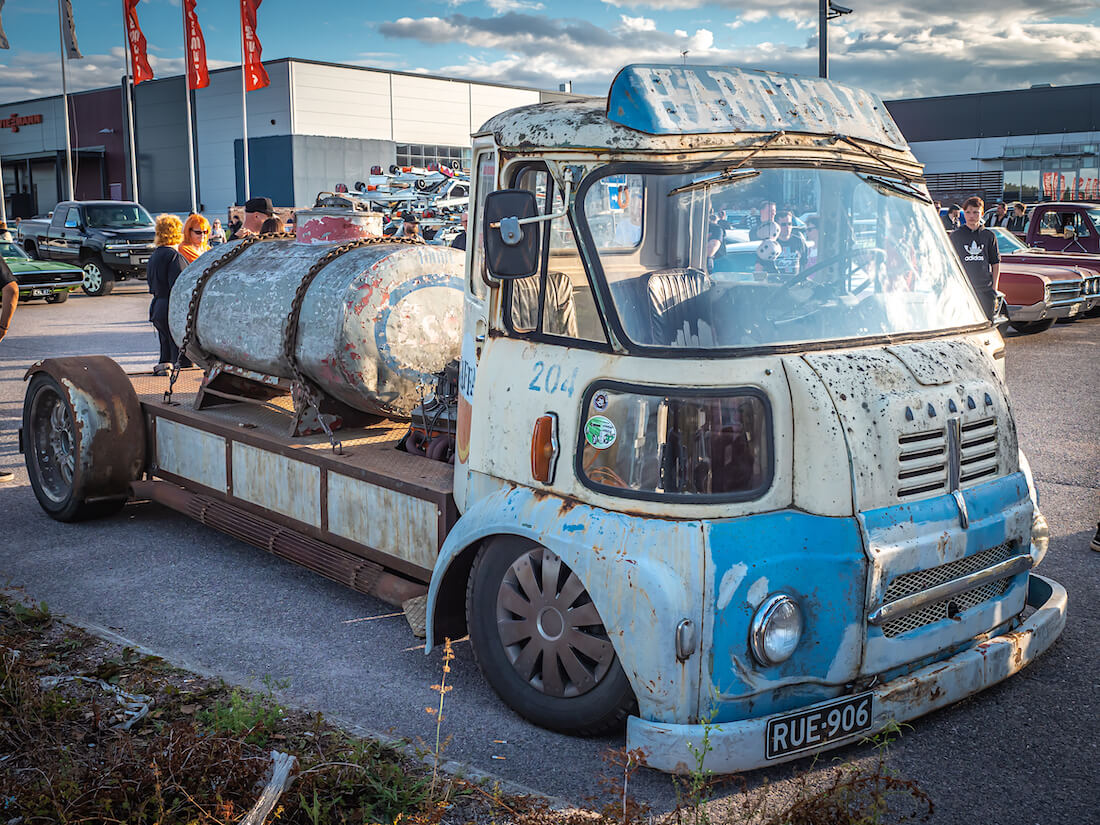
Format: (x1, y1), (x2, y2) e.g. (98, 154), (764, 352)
(466, 537), (636, 735)
(81, 257), (115, 296)
(1009, 318), (1055, 334)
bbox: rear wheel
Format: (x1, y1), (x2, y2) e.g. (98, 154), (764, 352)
(23, 373), (125, 521)
(81, 257), (115, 296)
(466, 536), (636, 735)
(1009, 318), (1056, 334)
(45, 290), (69, 304)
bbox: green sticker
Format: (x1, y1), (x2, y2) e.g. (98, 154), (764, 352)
(584, 415), (617, 450)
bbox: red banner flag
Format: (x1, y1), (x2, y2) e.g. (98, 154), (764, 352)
(123, 0), (154, 84)
(240, 0), (269, 91)
(184, 0), (209, 89)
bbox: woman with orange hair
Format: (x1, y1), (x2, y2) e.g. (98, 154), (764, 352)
(147, 214), (191, 375)
(178, 213), (211, 264)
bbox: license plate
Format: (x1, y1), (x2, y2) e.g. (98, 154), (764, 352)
(31, 287), (52, 297)
(765, 693), (873, 760)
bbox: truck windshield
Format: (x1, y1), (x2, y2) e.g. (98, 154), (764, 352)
(83, 205), (154, 228)
(578, 165), (987, 350)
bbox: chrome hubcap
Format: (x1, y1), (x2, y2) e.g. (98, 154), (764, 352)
(83, 263), (102, 291)
(495, 547), (613, 698)
(31, 389), (76, 502)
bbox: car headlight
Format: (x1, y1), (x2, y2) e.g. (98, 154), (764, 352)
(104, 243), (129, 251)
(750, 593), (803, 666)
(1043, 284), (1051, 303)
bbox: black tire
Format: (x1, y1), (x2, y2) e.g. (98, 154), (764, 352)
(22, 373), (126, 522)
(23, 241), (38, 258)
(466, 536), (636, 735)
(1009, 318), (1056, 334)
(45, 290), (69, 304)
(81, 257), (116, 296)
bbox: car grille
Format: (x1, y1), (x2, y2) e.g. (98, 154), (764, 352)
(879, 542), (1016, 637)
(1048, 278), (1082, 307)
(896, 416), (998, 499)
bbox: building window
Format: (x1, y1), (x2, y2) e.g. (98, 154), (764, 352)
(395, 144), (472, 172)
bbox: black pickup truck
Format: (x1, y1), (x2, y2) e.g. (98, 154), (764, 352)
(15, 200), (157, 296)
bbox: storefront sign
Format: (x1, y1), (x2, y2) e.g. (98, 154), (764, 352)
(2, 113), (43, 133)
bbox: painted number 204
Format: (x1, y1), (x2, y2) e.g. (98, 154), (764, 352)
(529, 361), (578, 397)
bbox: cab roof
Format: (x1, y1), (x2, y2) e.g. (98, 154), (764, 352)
(478, 64), (908, 155)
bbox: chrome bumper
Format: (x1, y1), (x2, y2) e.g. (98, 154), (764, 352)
(629, 573), (1066, 774)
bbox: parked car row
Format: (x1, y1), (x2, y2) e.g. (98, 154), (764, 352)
(0, 240), (84, 303)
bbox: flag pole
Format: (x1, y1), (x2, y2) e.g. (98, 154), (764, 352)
(239, 4), (250, 203)
(56, 0), (75, 201)
(121, 10), (139, 203)
(182, 2), (197, 213)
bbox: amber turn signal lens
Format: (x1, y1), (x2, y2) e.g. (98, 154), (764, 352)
(530, 413), (559, 484)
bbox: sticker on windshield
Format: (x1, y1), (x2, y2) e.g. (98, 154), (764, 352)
(592, 391), (609, 411)
(584, 415), (617, 450)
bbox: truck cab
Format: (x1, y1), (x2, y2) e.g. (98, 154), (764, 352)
(1024, 201), (1100, 254)
(426, 65), (1066, 772)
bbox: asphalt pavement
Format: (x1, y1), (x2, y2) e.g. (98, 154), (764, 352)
(0, 284), (1096, 821)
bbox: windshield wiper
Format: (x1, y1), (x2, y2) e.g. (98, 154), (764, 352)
(859, 173), (932, 205)
(668, 168), (760, 197)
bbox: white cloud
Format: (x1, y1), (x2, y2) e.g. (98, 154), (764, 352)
(619, 15), (657, 33)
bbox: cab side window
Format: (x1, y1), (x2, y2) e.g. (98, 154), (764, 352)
(64, 208), (81, 229)
(469, 152), (496, 300)
(504, 164), (608, 345)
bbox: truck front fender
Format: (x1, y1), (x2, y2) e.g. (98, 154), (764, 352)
(426, 485), (707, 723)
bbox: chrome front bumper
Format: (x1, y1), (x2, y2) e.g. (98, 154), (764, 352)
(630, 573), (1066, 774)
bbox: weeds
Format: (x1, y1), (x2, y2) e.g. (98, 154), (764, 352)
(425, 636), (455, 797)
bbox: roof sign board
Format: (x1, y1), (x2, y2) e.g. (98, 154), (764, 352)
(606, 64), (907, 149)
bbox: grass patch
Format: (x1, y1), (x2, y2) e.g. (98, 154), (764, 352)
(0, 594), (931, 824)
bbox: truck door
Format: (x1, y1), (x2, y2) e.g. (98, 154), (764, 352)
(50, 206), (82, 263)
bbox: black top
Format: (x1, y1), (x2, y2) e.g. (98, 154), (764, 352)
(146, 245), (187, 322)
(761, 234), (810, 276)
(1005, 214), (1027, 233)
(950, 225), (1000, 295)
(450, 230), (467, 251)
(941, 214), (960, 231)
(0, 256), (15, 289)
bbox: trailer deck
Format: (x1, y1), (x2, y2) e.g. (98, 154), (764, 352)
(129, 369), (455, 605)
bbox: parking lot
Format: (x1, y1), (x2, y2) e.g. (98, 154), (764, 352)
(0, 284), (1096, 820)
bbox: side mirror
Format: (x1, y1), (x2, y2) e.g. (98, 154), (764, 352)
(483, 189), (540, 279)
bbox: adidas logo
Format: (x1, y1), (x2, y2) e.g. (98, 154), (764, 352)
(964, 240), (984, 261)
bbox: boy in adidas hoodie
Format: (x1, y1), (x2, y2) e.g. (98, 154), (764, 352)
(950, 196), (1000, 320)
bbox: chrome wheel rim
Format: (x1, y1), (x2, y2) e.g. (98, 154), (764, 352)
(30, 387), (77, 503)
(83, 262), (102, 292)
(495, 547), (614, 698)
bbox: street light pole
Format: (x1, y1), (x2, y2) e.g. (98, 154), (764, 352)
(819, 1), (853, 79)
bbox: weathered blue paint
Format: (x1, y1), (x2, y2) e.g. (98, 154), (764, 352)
(605, 64), (906, 148)
(630, 574), (1067, 774)
(705, 512), (867, 722)
(859, 473), (1033, 675)
(426, 485), (707, 723)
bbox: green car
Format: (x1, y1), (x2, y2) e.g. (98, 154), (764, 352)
(1, 240), (84, 303)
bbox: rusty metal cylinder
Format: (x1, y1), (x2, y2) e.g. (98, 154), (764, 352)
(168, 239), (464, 419)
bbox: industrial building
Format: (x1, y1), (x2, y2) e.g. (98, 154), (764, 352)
(4, 65), (1098, 219)
(0, 58), (576, 219)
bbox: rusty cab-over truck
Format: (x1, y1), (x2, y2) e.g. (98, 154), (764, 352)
(20, 65), (1066, 774)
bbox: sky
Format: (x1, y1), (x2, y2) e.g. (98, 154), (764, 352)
(1, 1), (1100, 105)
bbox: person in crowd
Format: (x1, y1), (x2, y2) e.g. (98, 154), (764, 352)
(178, 214), (211, 264)
(147, 214), (192, 376)
(942, 204), (961, 231)
(0, 251), (17, 482)
(209, 218), (227, 246)
(950, 196), (1000, 321)
(1005, 202), (1028, 233)
(402, 215), (421, 239)
(230, 197), (273, 239)
(450, 211), (468, 251)
(751, 200), (777, 239)
(987, 202), (1009, 228)
(756, 210), (809, 278)
(227, 215), (243, 238)
(0, 222), (11, 242)
(260, 216), (285, 234)
(706, 211), (727, 270)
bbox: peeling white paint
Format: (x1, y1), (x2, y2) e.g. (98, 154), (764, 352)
(746, 576), (770, 608)
(716, 563), (748, 612)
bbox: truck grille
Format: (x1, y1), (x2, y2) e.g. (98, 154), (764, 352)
(896, 416), (998, 499)
(879, 542), (1015, 637)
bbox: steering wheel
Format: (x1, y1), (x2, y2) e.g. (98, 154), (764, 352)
(763, 247), (886, 323)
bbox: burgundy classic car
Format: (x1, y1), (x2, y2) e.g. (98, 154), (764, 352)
(992, 227), (1100, 320)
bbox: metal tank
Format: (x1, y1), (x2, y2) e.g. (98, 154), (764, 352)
(168, 239), (464, 419)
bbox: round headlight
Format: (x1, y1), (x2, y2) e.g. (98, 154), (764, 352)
(749, 593), (803, 666)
